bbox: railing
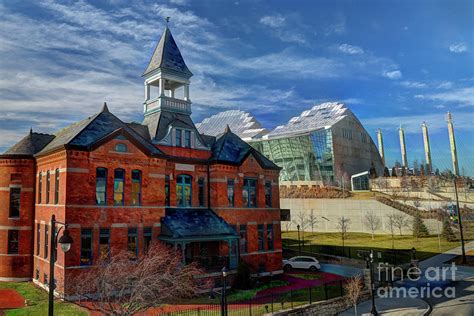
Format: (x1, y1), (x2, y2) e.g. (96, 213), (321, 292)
(190, 255), (229, 271)
(162, 96), (191, 113)
(145, 96), (191, 114)
(156, 279), (347, 316)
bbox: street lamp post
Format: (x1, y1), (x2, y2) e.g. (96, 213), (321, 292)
(453, 177), (467, 264)
(48, 215), (73, 316)
(221, 267), (228, 316)
(369, 250), (378, 316)
(297, 225), (301, 255)
(411, 247), (416, 260)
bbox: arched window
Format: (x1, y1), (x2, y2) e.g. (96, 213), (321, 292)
(115, 143), (128, 152)
(176, 174), (192, 207)
(131, 170), (141, 206)
(96, 168), (107, 205)
(165, 175), (170, 206)
(38, 172), (42, 204)
(46, 171), (51, 204)
(114, 169), (125, 206)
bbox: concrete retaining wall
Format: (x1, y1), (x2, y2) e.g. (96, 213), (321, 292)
(281, 199), (441, 235)
(272, 291), (371, 316)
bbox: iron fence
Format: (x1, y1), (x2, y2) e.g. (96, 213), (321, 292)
(157, 279), (346, 316)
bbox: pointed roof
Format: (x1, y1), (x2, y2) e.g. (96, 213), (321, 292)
(142, 27), (192, 77)
(211, 129), (280, 170)
(2, 131), (54, 157)
(37, 105), (163, 157)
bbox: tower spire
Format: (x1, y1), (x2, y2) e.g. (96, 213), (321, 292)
(399, 125), (408, 168)
(446, 111), (460, 176)
(421, 122), (432, 174)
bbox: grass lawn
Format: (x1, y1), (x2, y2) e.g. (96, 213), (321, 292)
(0, 282), (88, 316)
(282, 231), (460, 262)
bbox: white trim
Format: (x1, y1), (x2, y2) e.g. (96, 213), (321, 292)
(0, 226), (32, 230)
(0, 186), (33, 192)
(111, 223), (128, 228)
(149, 173), (165, 178)
(0, 254), (32, 257)
(209, 178), (227, 183)
(0, 277), (30, 282)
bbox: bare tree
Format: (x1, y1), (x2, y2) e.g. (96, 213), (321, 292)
(337, 216), (351, 254)
(293, 210), (309, 248)
(69, 243), (210, 315)
(392, 213), (409, 236)
(307, 209), (319, 235)
(363, 211), (381, 240)
(387, 213), (397, 249)
(283, 221), (292, 233)
(344, 274), (363, 316)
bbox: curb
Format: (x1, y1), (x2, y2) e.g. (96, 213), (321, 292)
(422, 299), (432, 316)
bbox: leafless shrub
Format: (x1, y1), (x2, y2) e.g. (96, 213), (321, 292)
(363, 211), (381, 240)
(68, 242), (210, 315)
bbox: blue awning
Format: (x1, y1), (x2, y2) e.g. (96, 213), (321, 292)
(159, 208), (238, 242)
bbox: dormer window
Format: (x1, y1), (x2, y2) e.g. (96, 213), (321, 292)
(176, 129), (182, 147)
(184, 130), (191, 148)
(115, 143), (128, 152)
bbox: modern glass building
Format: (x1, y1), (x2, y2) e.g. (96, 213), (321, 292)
(197, 103), (384, 184)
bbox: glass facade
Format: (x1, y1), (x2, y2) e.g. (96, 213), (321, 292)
(251, 128), (334, 182)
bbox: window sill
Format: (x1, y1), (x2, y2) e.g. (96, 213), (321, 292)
(8, 217), (20, 220)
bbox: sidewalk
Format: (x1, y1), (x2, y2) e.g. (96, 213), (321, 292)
(339, 297), (430, 316)
(419, 241), (474, 270)
(418, 240), (474, 280)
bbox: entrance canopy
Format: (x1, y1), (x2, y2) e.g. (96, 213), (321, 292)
(159, 208), (238, 243)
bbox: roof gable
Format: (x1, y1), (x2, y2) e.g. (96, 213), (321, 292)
(211, 129), (280, 170)
(38, 106), (163, 156)
(142, 27), (192, 77)
(3, 131), (54, 156)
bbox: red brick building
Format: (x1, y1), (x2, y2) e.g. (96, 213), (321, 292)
(0, 26), (283, 293)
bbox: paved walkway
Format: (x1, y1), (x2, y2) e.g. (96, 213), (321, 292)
(0, 289), (25, 310)
(418, 240), (474, 281)
(419, 240), (474, 270)
(339, 297), (430, 316)
(256, 271), (345, 297)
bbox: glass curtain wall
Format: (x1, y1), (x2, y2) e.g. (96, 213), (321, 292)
(251, 129), (334, 182)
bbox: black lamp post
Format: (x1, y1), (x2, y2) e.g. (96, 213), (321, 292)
(453, 176), (467, 264)
(296, 224), (301, 254)
(48, 215), (73, 316)
(369, 250), (378, 316)
(411, 247), (416, 260)
(221, 267), (228, 316)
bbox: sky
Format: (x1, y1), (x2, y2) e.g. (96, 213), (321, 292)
(0, 0), (473, 174)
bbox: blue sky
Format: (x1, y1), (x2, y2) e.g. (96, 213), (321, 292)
(0, 0), (473, 174)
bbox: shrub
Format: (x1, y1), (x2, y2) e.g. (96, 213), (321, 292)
(442, 217), (456, 241)
(233, 261), (254, 290)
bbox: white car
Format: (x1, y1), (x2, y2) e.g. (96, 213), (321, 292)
(283, 256), (321, 272)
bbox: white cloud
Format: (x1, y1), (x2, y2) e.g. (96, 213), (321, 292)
(338, 44), (364, 55)
(449, 42), (467, 53)
(383, 70), (402, 79)
(324, 13), (346, 36)
(260, 15), (286, 28)
(169, 0), (189, 5)
(400, 81), (427, 88)
(434, 104), (445, 109)
(437, 81), (453, 89)
(420, 87), (474, 107)
(363, 111), (474, 134)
